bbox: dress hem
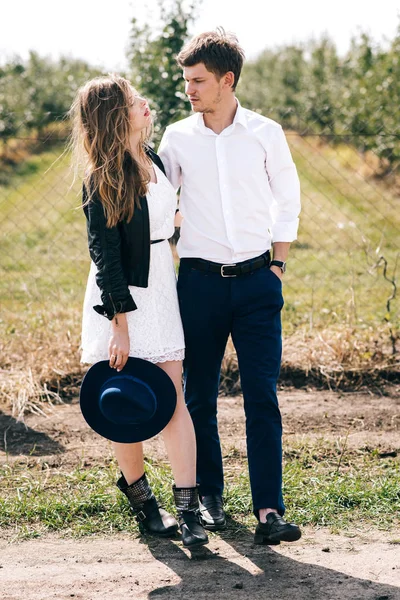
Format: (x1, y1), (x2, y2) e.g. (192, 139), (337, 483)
(80, 348), (185, 366)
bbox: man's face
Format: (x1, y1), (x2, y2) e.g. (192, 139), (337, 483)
(183, 63), (224, 114)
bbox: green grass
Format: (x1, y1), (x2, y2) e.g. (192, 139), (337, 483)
(0, 136), (398, 330)
(0, 146), (88, 307)
(285, 134), (400, 330)
(0, 136), (398, 399)
(1, 443), (398, 540)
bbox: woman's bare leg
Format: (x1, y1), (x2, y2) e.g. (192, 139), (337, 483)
(112, 441), (144, 485)
(157, 359), (196, 488)
(111, 360), (195, 487)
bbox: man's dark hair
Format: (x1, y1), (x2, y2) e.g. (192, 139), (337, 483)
(177, 28), (245, 91)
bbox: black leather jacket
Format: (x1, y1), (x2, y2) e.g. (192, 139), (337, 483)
(83, 148), (167, 320)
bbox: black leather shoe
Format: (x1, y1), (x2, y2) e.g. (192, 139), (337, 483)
(199, 495), (226, 531)
(254, 512), (301, 545)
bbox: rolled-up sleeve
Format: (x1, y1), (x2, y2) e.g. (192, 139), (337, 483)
(158, 128), (182, 192)
(266, 125), (301, 242)
(83, 185), (137, 320)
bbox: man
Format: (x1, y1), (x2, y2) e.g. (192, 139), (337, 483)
(159, 29), (301, 545)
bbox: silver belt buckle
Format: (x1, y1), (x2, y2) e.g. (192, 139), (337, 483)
(221, 264), (237, 277)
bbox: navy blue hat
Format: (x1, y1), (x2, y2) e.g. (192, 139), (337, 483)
(80, 357), (177, 443)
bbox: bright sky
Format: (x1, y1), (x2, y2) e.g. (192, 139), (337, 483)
(1, 0), (399, 70)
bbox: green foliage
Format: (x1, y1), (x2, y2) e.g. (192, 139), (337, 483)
(126, 0), (198, 143)
(238, 23), (400, 171)
(239, 46), (308, 129)
(0, 52), (102, 140)
(0, 58), (26, 139)
(303, 37), (341, 133)
(1, 7), (400, 171)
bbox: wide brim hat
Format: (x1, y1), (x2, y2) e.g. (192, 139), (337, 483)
(80, 357), (177, 443)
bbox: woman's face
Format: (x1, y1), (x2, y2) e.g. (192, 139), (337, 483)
(128, 90), (151, 133)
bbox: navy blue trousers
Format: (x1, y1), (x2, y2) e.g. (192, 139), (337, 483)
(177, 260), (285, 517)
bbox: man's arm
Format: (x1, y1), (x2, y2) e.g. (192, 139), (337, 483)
(266, 125), (301, 278)
(158, 128), (182, 191)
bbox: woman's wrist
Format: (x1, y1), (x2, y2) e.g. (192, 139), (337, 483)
(111, 313), (128, 330)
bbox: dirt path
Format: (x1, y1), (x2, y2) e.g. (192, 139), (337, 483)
(2, 388), (399, 466)
(1, 529), (399, 599)
(1, 388), (399, 599)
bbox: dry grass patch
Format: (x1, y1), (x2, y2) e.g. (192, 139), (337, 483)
(220, 325), (399, 395)
(1, 305), (399, 419)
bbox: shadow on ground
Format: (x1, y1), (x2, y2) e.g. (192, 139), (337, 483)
(145, 517), (399, 599)
(0, 411), (65, 456)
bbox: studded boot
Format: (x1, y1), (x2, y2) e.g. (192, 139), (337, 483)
(117, 473), (178, 536)
(173, 485), (209, 548)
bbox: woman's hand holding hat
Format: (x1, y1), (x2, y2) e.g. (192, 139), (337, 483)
(109, 313), (130, 371)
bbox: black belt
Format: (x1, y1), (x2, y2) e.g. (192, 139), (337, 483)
(151, 239), (165, 245)
(181, 250), (271, 278)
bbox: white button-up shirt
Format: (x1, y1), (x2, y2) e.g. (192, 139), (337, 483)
(158, 100), (301, 264)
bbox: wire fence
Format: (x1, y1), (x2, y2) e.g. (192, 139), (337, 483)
(0, 126), (399, 336)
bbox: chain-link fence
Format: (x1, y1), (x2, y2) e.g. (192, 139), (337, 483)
(1, 128), (399, 338)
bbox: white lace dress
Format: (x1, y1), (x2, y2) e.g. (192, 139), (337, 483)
(81, 163), (185, 365)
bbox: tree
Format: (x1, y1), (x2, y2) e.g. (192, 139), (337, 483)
(126, 0), (199, 143)
(22, 52), (102, 135)
(0, 53), (102, 142)
(0, 59), (28, 142)
(302, 37), (340, 134)
(238, 45), (307, 129)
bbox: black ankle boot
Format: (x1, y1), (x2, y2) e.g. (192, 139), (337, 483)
(117, 473), (178, 537)
(173, 485), (209, 548)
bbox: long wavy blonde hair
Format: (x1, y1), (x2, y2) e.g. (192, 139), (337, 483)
(70, 74), (153, 227)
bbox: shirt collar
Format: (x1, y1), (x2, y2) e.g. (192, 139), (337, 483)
(195, 98), (248, 135)
(233, 99), (248, 129)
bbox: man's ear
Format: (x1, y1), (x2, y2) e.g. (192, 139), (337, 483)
(223, 71), (235, 89)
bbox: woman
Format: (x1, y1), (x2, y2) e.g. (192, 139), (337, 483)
(70, 74), (208, 548)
